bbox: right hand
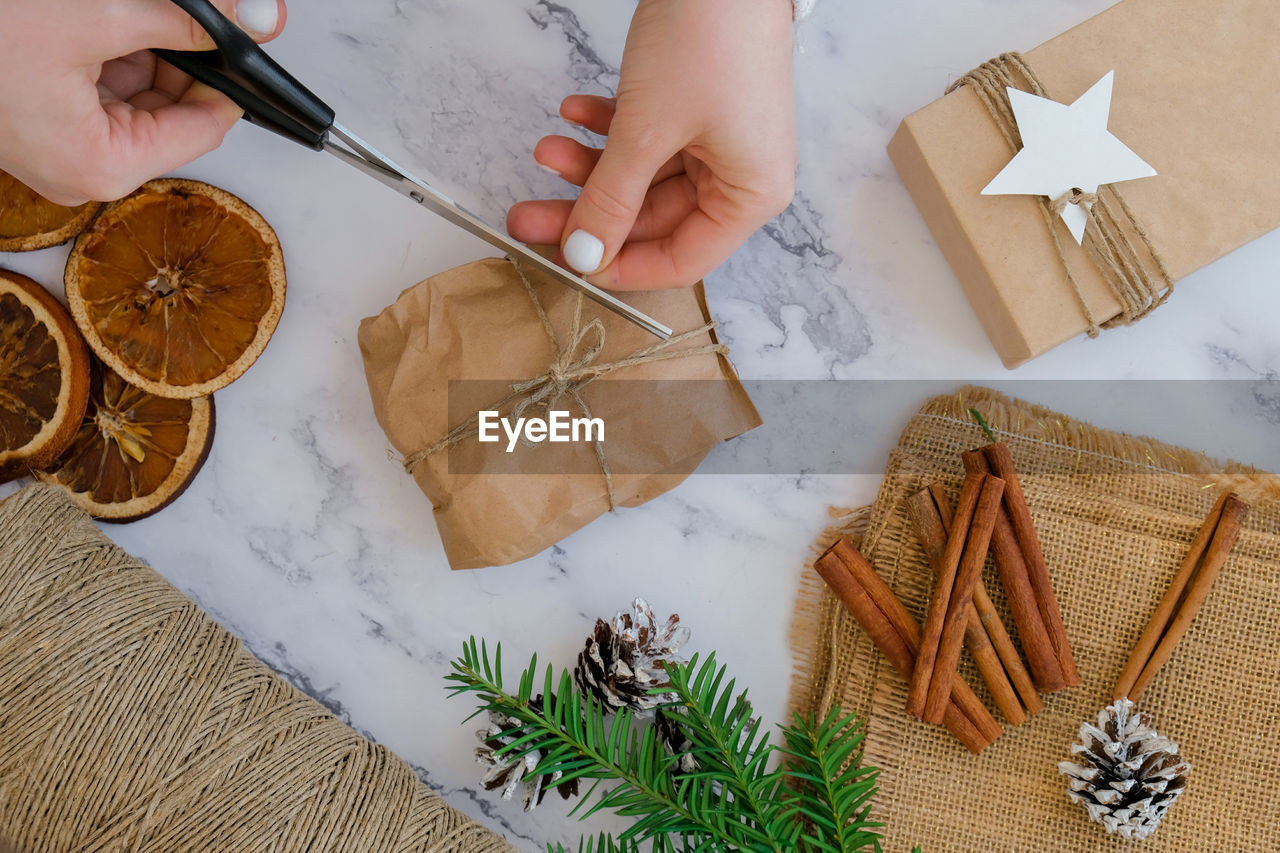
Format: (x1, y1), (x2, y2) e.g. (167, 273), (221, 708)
(0, 0), (287, 205)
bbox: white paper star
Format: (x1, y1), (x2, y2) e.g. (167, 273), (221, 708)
(981, 71), (1156, 244)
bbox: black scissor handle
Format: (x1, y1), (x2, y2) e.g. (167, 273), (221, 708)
(154, 0), (334, 150)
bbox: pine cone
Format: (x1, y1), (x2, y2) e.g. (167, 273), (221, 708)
(575, 598), (690, 712)
(1059, 698), (1190, 840)
(475, 702), (579, 811)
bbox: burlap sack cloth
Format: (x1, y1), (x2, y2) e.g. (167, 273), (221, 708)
(0, 485), (513, 853)
(791, 387), (1280, 851)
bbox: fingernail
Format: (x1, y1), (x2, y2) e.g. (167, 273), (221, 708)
(563, 230), (604, 274)
(237, 0), (279, 36)
(536, 162), (562, 178)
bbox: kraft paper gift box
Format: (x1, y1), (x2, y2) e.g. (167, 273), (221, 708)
(358, 257), (761, 570)
(888, 0), (1280, 368)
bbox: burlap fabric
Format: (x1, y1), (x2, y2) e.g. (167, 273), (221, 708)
(0, 485), (514, 853)
(791, 387), (1280, 852)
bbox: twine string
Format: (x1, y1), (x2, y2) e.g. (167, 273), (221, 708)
(949, 52), (1174, 337)
(0, 485), (513, 852)
(401, 257), (728, 510)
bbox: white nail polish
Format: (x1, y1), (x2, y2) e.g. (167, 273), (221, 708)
(237, 0), (278, 36)
(563, 230), (604, 274)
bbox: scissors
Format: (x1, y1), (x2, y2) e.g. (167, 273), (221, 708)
(153, 0), (672, 340)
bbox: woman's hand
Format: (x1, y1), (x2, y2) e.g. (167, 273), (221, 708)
(0, 0), (285, 205)
(508, 0), (797, 290)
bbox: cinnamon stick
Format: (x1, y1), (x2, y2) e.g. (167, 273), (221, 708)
(829, 537), (1003, 746)
(817, 556), (990, 753)
(906, 483), (1039, 725)
(982, 443), (1079, 686)
(815, 537), (1001, 752)
(974, 589), (1043, 718)
(955, 613), (1019, 724)
(907, 471), (985, 720)
(929, 483), (1031, 688)
(935, 477), (1043, 716)
(928, 482), (952, 529)
(962, 449), (1066, 692)
(922, 474), (1004, 724)
(1114, 492), (1250, 702)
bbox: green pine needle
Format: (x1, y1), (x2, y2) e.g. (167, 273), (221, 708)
(969, 407), (998, 444)
(777, 708), (881, 852)
(448, 637), (885, 853)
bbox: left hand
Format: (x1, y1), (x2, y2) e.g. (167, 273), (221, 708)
(506, 0), (797, 290)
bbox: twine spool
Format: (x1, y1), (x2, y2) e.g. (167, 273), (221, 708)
(0, 485), (513, 853)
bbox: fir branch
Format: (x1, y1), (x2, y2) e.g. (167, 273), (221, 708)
(448, 637), (885, 853)
(777, 708), (881, 852)
(447, 639), (763, 851)
(662, 654), (782, 850)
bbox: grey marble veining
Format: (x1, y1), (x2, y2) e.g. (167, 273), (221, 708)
(2, 1), (1279, 849)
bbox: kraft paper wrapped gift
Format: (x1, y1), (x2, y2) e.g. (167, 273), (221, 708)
(358, 257), (761, 570)
(888, 0), (1280, 368)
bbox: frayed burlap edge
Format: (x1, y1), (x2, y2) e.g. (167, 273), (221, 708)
(788, 505), (873, 722)
(917, 386), (1280, 503)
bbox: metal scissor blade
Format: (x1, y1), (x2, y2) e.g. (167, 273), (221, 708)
(324, 122), (673, 339)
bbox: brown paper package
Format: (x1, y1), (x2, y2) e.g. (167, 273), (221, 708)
(888, 0), (1280, 368)
(358, 258), (761, 570)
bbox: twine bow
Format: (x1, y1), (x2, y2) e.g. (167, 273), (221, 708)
(949, 53), (1174, 338)
(401, 256), (729, 509)
(1050, 188), (1098, 214)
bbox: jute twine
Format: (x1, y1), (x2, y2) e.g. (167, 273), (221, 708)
(789, 386), (1280, 851)
(400, 256), (727, 509)
(948, 53), (1175, 337)
(0, 485), (514, 853)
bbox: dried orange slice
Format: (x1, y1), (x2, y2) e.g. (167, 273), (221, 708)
(0, 169), (101, 252)
(0, 269), (91, 482)
(39, 361), (214, 521)
(64, 178), (286, 399)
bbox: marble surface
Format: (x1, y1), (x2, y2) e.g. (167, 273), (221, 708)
(3, 0), (1280, 849)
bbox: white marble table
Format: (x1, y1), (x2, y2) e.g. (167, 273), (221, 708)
(3, 1), (1278, 849)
